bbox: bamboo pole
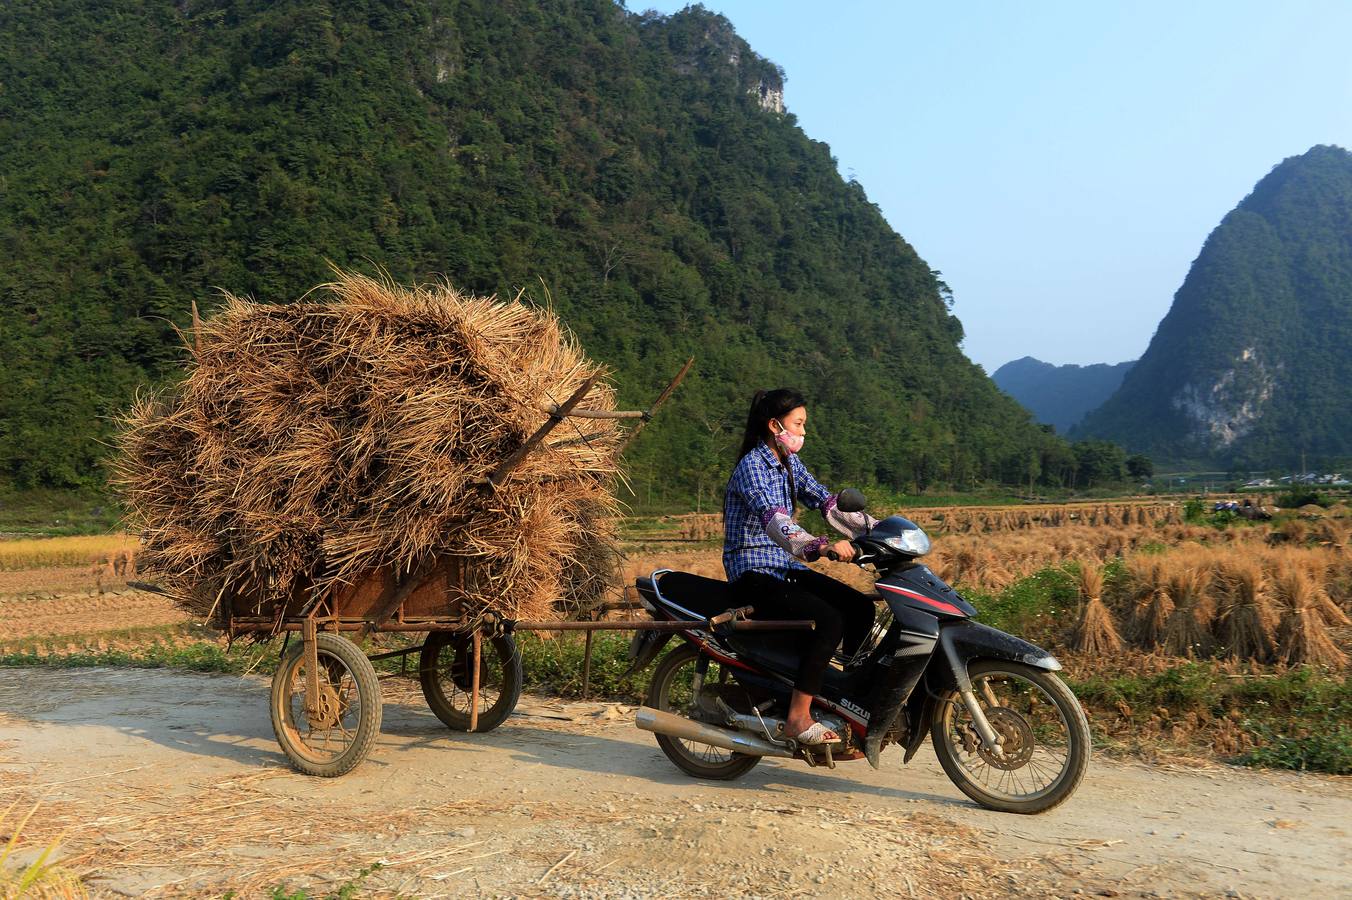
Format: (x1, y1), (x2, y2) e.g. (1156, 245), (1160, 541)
(616, 357), (694, 455)
(484, 373), (602, 489)
(539, 405), (646, 419)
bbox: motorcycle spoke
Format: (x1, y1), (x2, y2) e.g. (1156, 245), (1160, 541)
(944, 669), (1074, 801)
(663, 656), (736, 765)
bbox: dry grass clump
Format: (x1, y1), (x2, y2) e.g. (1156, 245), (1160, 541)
(1071, 562), (1123, 654)
(115, 271), (621, 627)
(905, 501), (1182, 536)
(1214, 558), (1279, 663)
(1271, 564), (1349, 668)
(1312, 516), (1350, 549)
(1161, 556), (1215, 658)
(0, 800), (86, 898)
(1124, 558), (1175, 647)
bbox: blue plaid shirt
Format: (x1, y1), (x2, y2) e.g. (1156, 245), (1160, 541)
(722, 442), (832, 582)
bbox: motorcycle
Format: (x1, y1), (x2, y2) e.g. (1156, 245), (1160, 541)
(628, 490), (1090, 814)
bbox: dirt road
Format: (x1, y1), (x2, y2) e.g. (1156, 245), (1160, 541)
(0, 668), (1347, 898)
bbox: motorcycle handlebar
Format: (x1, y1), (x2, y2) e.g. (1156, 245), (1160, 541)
(825, 541), (862, 563)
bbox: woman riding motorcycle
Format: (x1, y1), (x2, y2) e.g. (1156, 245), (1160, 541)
(723, 388), (877, 745)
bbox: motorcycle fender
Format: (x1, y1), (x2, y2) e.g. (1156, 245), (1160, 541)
(621, 630), (674, 678)
(941, 621), (1062, 672)
(901, 689), (936, 764)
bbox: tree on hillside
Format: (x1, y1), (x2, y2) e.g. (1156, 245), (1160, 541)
(1126, 454), (1154, 480)
(1073, 441), (1127, 487)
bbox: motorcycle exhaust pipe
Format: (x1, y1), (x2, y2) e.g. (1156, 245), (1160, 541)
(636, 707), (794, 758)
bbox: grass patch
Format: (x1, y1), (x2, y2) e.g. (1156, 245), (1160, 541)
(517, 631), (650, 701)
(962, 564), (1080, 646)
(0, 488), (122, 537)
(0, 800), (86, 898)
(962, 563), (1352, 774)
(1068, 660), (1352, 775)
(1236, 723), (1352, 774)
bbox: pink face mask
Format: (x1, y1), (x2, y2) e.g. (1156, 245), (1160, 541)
(773, 420), (805, 454)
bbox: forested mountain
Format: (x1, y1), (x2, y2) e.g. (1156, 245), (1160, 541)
(0, 0), (1066, 500)
(1075, 145), (1352, 468)
(992, 357), (1135, 433)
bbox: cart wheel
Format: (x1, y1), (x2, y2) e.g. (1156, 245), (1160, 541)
(270, 632), (382, 777)
(419, 631), (523, 732)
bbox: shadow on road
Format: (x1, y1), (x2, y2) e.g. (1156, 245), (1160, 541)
(378, 699), (964, 807)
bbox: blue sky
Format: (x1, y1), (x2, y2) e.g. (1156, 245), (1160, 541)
(639, 2), (1352, 371)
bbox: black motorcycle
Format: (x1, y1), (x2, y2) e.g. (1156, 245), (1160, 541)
(629, 490), (1090, 814)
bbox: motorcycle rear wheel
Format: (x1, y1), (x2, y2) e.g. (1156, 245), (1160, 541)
(646, 645), (761, 781)
(930, 659), (1090, 814)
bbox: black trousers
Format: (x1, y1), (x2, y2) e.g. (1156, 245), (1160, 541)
(731, 568), (875, 695)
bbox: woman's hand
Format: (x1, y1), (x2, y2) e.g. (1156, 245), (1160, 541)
(829, 539), (856, 562)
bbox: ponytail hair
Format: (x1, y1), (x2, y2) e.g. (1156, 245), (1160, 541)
(736, 388), (807, 460)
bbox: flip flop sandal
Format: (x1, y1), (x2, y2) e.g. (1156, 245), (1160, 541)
(793, 722), (841, 746)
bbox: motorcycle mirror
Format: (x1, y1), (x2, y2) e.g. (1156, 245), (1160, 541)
(836, 488), (867, 513)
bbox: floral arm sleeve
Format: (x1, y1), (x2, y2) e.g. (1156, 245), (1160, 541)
(741, 479), (829, 560)
(822, 495), (878, 539)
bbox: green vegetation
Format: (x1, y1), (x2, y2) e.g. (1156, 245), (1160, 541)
(1077, 665), (1352, 776)
(518, 630), (650, 699)
(1180, 497), (1266, 529)
(0, 800), (85, 899)
(0, 488), (123, 536)
(1075, 144), (1352, 469)
(1275, 488), (1330, 509)
(0, 0), (1072, 503)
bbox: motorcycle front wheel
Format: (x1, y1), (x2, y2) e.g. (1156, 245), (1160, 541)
(930, 659), (1090, 814)
(645, 644), (761, 781)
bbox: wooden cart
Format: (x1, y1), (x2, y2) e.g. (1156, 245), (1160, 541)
(214, 359), (727, 777)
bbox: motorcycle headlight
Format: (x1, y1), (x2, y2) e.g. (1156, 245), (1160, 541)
(881, 528), (930, 556)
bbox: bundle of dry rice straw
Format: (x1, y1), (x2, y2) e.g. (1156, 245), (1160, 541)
(115, 271), (622, 628)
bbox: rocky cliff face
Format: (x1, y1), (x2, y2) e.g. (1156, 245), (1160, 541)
(752, 75), (784, 113)
(665, 9), (786, 114)
(1169, 346), (1279, 448)
(1074, 145), (1352, 467)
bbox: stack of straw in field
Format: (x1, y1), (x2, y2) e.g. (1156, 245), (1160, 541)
(115, 271), (622, 627)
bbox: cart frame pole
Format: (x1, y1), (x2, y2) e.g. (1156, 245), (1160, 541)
(616, 357), (694, 455)
(469, 630), (482, 732)
(582, 629), (594, 701)
(302, 615), (320, 718)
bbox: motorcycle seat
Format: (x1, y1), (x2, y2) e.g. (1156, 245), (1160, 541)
(652, 571), (810, 676)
